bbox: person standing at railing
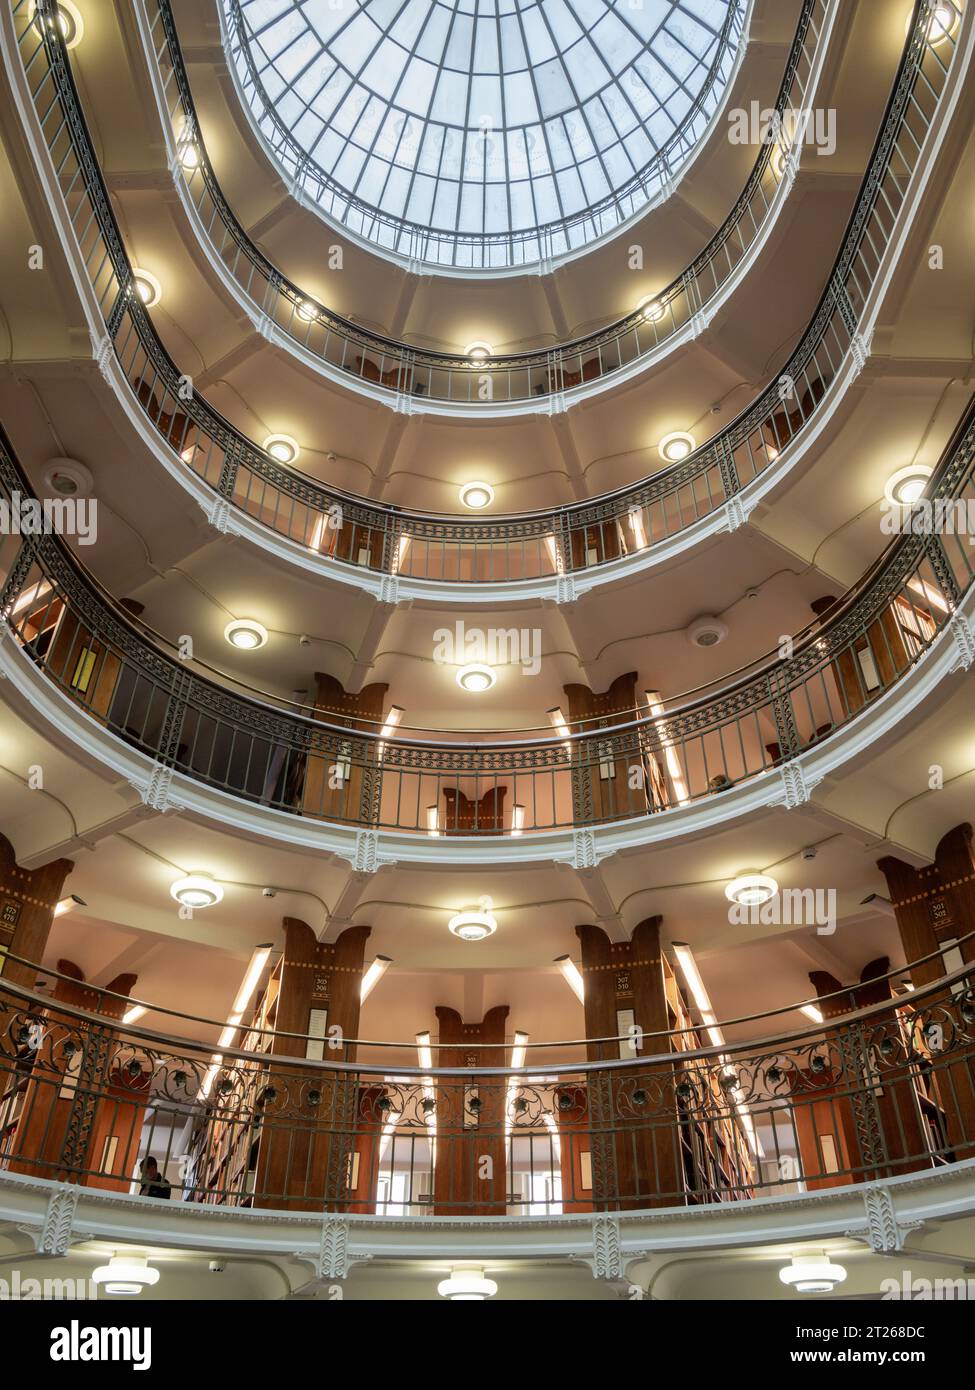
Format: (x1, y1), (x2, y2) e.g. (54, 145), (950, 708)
(138, 1156), (172, 1199)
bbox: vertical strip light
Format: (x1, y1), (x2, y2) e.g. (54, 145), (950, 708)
(415, 1029), (437, 1170)
(199, 943), (273, 1099)
(671, 942), (762, 1158)
(645, 690), (689, 806)
(505, 1031), (529, 1139)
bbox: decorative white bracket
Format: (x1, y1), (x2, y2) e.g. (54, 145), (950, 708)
(555, 570), (577, 605)
(778, 762), (822, 808)
(948, 611), (975, 671)
(724, 495), (750, 531)
(850, 329), (874, 376)
(845, 1185), (924, 1253)
(207, 497), (232, 534)
(18, 1187), (80, 1257)
(130, 764), (178, 813)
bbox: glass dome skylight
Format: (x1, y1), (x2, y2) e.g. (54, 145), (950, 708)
(223, 0), (747, 273)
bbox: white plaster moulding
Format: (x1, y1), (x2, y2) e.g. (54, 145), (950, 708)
(1, 585), (972, 868)
(1, 1158), (973, 1264)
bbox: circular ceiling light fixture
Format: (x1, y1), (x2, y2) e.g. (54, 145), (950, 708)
(30, 0), (83, 49)
(687, 615), (729, 649)
(437, 1267), (498, 1300)
(170, 874), (224, 910)
(909, 1), (958, 43)
(772, 145), (790, 177)
(459, 481), (494, 510)
(884, 463), (932, 507)
(296, 300), (320, 322)
(638, 297), (667, 323)
(465, 341), (493, 363)
(224, 618), (269, 651)
(174, 120), (199, 170)
(658, 431), (696, 463)
(130, 268), (162, 308)
(725, 872), (778, 908)
(448, 899), (497, 942)
(262, 434), (300, 465)
(456, 664), (496, 693)
(779, 1252), (847, 1294)
(43, 456), (93, 498)
(92, 1253), (160, 1296)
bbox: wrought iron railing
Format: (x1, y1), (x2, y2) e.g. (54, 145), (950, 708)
(219, 0), (750, 275)
(1, 953), (972, 1213)
(146, 0), (814, 404)
(1, 393), (974, 837)
(5, 1), (962, 588)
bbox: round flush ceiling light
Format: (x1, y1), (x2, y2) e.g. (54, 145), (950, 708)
(437, 1267), (498, 1300)
(262, 434), (300, 465)
(30, 0), (83, 49)
(176, 126), (199, 170)
(909, 1), (958, 43)
(779, 1252), (847, 1295)
(224, 618), (268, 651)
(638, 297), (666, 322)
(884, 463), (932, 507)
(130, 268), (162, 308)
(170, 874), (224, 910)
(43, 456), (93, 498)
(465, 341), (493, 362)
(456, 664), (496, 693)
(725, 872), (778, 907)
(448, 901), (497, 942)
(296, 300), (320, 322)
(92, 1253), (160, 1297)
(659, 431), (695, 463)
(459, 481), (494, 510)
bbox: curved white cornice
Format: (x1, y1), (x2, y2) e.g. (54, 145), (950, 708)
(3, 587), (972, 868)
(2, 1160), (973, 1269)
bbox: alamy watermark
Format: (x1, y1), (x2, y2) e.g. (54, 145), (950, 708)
(0, 490), (97, 545)
(729, 887), (837, 935)
(433, 619), (541, 677)
(882, 1271), (975, 1299)
(0, 1270), (97, 1299)
(728, 101), (837, 158)
(881, 496), (975, 541)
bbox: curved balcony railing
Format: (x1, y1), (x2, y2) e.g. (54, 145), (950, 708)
(1, 949), (972, 1213)
(5, 2), (962, 591)
(143, 0), (820, 407)
(220, 0), (750, 276)
(2, 394), (974, 839)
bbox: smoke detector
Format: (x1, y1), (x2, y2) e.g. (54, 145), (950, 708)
(686, 615), (728, 649)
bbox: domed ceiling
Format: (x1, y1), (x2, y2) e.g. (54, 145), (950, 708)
(223, 0), (746, 270)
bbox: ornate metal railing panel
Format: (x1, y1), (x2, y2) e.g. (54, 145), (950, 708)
(219, 0), (750, 276)
(148, 0), (815, 405)
(5, 2), (961, 588)
(1, 395), (974, 836)
(1, 964), (973, 1213)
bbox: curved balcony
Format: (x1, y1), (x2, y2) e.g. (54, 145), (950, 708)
(1, 948), (972, 1216)
(219, 0), (752, 278)
(3, 0), (964, 600)
(2, 394), (974, 854)
(138, 0), (827, 412)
